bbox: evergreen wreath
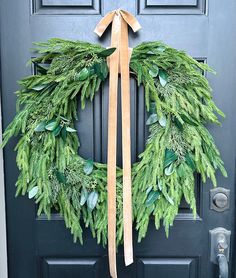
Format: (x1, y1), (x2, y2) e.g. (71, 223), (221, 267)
(1, 38), (227, 246)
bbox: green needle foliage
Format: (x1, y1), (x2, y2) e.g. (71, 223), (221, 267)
(1, 38), (226, 246)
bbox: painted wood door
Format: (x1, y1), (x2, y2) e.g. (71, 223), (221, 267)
(1, 0), (236, 277)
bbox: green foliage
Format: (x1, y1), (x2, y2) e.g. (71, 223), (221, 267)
(1, 39), (226, 246)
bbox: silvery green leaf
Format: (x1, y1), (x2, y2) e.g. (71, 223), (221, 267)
(174, 117), (183, 131)
(60, 115), (70, 122)
(156, 46), (166, 52)
(159, 115), (167, 127)
(87, 191), (99, 211)
(56, 170), (67, 184)
(164, 163), (175, 176)
(34, 121), (46, 132)
(75, 67), (89, 81)
(149, 102), (156, 114)
(146, 114), (158, 125)
(32, 84), (48, 91)
(97, 47), (116, 57)
(80, 187), (88, 206)
(149, 65), (159, 77)
(61, 126), (67, 142)
(53, 125), (62, 136)
(159, 70), (168, 87)
(177, 164), (185, 178)
(157, 181), (162, 191)
(28, 186), (38, 199)
(45, 121), (57, 131)
(164, 149), (178, 168)
(146, 185), (153, 195)
(66, 127), (77, 133)
(145, 190), (160, 207)
(83, 159), (93, 175)
(185, 153), (196, 170)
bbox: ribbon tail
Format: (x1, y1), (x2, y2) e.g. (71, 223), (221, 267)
(107, 12), (120, 278)
(120, 18), (133, 266)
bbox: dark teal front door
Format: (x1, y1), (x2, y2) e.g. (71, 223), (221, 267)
(1, 0), (236, 277)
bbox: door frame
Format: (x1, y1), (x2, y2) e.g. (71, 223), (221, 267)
(0, 79), (8, 278)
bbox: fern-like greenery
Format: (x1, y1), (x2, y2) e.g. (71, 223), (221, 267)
(1, 38), (226, 246)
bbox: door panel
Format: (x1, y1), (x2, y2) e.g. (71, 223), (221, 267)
(1, 1), (236, 278)
(137, 258), (197, 278)
(139, 0), (206, 14)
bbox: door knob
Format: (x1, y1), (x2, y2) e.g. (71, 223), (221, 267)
(210, 228), (231, 278)
(217, 254), (228, 278)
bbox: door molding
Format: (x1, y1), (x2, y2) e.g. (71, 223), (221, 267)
(0, 90), (8, 277)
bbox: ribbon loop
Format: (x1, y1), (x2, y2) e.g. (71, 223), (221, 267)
(94, 10), (141, 278)
(94, 9), (141, 37)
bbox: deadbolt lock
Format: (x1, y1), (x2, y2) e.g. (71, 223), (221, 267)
(210, 187), (230, 212)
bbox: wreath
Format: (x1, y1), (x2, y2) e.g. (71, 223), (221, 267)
(2, 38), (226, 247)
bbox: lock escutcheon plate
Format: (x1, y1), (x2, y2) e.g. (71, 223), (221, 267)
(209, 227), (231, 264)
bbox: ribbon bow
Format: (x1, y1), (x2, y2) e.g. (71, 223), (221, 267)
(94, 9), (141, 278)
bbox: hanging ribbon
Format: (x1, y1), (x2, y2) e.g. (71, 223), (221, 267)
(94, 9), (141, 278)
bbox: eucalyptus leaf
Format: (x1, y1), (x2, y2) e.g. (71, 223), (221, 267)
(28, 186), (38, 199)
(145, 190), (160, 207)
(66, 126), (77, 133)
(45, 121), (58, 131)
(56, 170), (67, 184)
(159, 115), (167, 127)
(36, 64), (48, 75)
(149, 102), (156, 114)
(177, 164), (185, 178)
(32, 84), (48, 91)
(100, 61), (108, 80)
(75, 68), (90, 81)
(87, 191), (99, 211)
(185, 153), (196, 170)
(61, 126), (67, 142)
(159, 70), (168, 87)
(93, 61), (108, 80)
(147, 51), (155, 55)
(165, 163), (175, 176)
(97, 47), (116, 57)
(146, 114), (158, 125)
(80, 187), (88, 206)
(157, 180), (162, 191)
(53, 125), (62, 136)
(34, 121), (46, 132)
(164, 149), (178, 168)
(149, 65), (159, 77)
(156, 46), (166, 52)
(146, 185), (153, 195)
(173, 117), (183, 131)
(83, 159), (93, 175)
(60, 115), (70, 122)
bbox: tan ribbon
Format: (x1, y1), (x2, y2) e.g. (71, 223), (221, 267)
(94, 9), (141, 278)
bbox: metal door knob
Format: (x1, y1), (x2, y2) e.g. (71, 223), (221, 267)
(213, 193), (228, 209)
(217, 254), (228, 278)
(210, 228), (231, 278)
